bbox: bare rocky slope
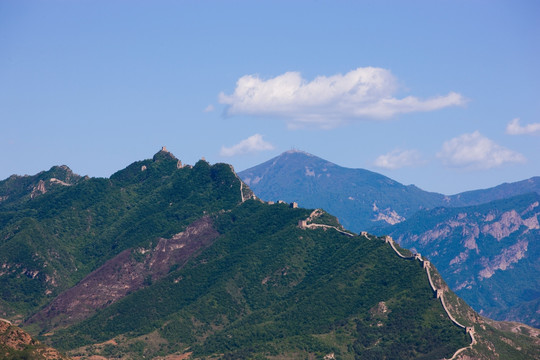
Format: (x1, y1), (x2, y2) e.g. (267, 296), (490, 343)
(27, 216), (220, 330)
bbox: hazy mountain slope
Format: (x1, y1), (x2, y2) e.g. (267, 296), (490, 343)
(447, 177), (540, 206)
(239, 151), (540, 232)
(239, 150), (445, 232)
(378, 193), (540, 327)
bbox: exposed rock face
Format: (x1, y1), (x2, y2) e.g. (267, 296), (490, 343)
(28, 217), (219, 329)
(0, 320), (69, 359)
(0, 320), (32, 350)
(30, 180), (47, 198)
(372, 202), (405, 225)
(1, 165), (82, 205)
(385, 193), (540, 327)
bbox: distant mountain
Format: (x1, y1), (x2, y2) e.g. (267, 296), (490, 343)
(1, 149), (537, 358)
(239, 150), (446, 232)
(446, 177), (540, 207)
(238, 150), (540, 232)
(377, 192), (540, 327)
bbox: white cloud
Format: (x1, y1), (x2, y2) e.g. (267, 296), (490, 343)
(437, 131), (526, 169)
(506, 118), (540, 135)
(220, 134), (274, 157)
(219, 67), (466, 128)
(203, 104), (215, 112)
(374, 149), (423, 169)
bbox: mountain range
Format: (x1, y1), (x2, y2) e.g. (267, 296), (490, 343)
(239, 150), (540, 232)
(238, 150), (540, 327)
(0, 148), (538, 359)
(378, 193), (540, 327)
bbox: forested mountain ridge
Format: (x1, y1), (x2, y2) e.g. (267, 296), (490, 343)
(44, 202), (539, 359)
(446, 177), (540, 207)
(239, 150), (540, 327)
(0, 164), (83, 208)
(0, 148), (249, 319)
(0, 149), (538, 359)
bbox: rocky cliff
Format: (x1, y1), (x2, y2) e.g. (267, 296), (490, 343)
(382, 193), (540, 327)
(0, 319), (69, 360)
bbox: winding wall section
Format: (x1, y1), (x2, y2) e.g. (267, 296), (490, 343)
(382, 235), (476, 359)
(297, 214), (476, 359)
(0, 318), (12, 325)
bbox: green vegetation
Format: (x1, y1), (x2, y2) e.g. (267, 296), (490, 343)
(0, 151), (245, 316)
(0, 345), (46, 360)
(49, 200), (469, 359)
(380, 192), (540, 327)
(2, 149), (537, 359)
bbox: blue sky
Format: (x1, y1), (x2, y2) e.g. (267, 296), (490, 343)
(1, 0), (539, 195)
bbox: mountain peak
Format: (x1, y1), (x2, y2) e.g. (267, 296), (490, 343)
(238, 150), (444, 231)
(152, 146), (178, 162)
(283, 149), (314, 157)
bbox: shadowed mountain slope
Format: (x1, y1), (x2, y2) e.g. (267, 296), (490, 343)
(447, 177), (540, 207)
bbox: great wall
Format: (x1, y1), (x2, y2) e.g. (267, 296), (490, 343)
(297, 210), (476, 360)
